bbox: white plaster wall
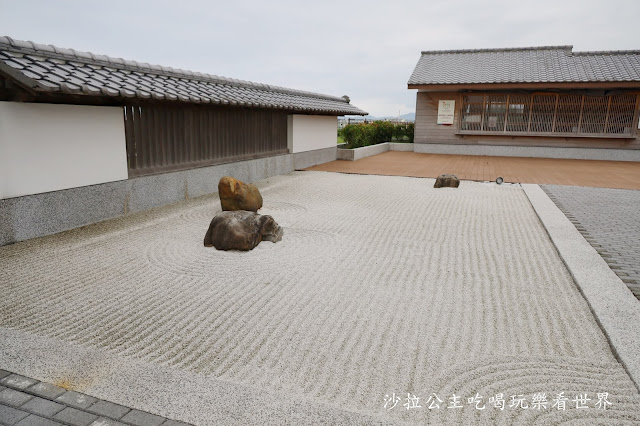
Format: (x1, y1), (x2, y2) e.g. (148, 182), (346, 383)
(0, 102), (128, 199)
(288, 115), (337, 153)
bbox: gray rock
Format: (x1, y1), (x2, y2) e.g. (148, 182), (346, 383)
(204, 211), (283, 251)
(434, 174), (460, 188)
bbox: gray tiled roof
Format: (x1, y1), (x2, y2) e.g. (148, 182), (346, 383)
(408, 46), (640, 86)
(0, 36), (367, 115)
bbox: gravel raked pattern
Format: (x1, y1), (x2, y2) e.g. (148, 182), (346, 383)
(1, 171), (639, 424)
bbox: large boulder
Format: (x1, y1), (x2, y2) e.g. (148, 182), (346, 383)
(204, 211), (283, 251)
(434, 174), (460, 188)
(218, 176), (263, 212)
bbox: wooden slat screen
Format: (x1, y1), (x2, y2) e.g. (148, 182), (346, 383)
(581, 96), (609, 134)
(555, 94), (582, 133)
(505, 94), (530, 132)
(123, 104), (289, 176)
(530, 94), (556, 133)
(483, 95), (507, 131)
(606, 94), (637, 134)
(460, 95), (484, 131)
(460, 93), (638, 136)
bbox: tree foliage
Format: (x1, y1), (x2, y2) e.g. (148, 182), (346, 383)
(341, 122), (414, 149)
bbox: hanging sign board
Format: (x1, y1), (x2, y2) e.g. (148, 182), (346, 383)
(437, 100), (455, 125)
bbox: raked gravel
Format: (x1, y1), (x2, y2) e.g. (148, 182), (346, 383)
(1, 171), (639, 425)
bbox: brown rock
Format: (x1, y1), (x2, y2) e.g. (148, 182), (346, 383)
(204, 210), (283, 251)
(434, 174), (460, 188)
(218, 176), (263, 212)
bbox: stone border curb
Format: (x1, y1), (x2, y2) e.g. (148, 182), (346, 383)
(336, 141), (640, 163)
(522, 183), (640, 391)
(413, 143), (640, 162)
(337, 142), (413, 161)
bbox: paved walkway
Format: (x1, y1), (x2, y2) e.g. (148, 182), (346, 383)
(0, 369), (190, 426)
(543, 185), (640, 300)
(306, 151), (640, 189)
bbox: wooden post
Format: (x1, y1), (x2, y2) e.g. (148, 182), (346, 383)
(124, 106), (136, 171)
(603, 95), (612, 134)
(551, 94), (559, 133)
(457, 94), (464, 130)
(577, 95), (585, 134)
(526, 94), (534, 133)
(503, 94), (510, 132)
(634, 94), (640, 136)
(135, 106), (143, 169)
(480, 94), (486, 131)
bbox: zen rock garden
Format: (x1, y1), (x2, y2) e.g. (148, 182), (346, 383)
(204, 177), (283, 251)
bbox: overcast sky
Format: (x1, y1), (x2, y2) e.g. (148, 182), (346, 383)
(1, 0), (639, 117)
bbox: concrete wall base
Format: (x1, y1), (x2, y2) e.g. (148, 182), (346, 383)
(414, 143), (640, 162)
(293, 146), (337, 170)
(0, 154), (294, 246)
(337, 143), (414, 161)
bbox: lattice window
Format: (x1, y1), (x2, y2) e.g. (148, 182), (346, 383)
(483, 95), (507, 131)
(505, 95), (530, 132)
(459, 92), (638, 136)
(529, 94), (557, 133)
(555, 94), (582, 133)
(460, 95), (484, 131)
(581, 96), (609, 134)
(606, 94), (637, 134)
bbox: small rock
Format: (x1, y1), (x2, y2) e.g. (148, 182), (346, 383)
(204, 211), (283, 251)
(434, 174), (460, 188)
(218, 176), (263, 212)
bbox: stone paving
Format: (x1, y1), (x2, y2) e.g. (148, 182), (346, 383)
(0, 369), (191, 426)
(542, 185), (640, 300)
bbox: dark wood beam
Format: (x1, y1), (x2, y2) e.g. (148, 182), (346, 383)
(409, 82), (640, 91)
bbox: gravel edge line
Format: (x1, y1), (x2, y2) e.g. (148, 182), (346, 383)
(522, 183), (640, 392)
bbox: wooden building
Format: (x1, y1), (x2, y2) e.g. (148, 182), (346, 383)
(408, 46), (640, 161)
(0, 36), (367, 245)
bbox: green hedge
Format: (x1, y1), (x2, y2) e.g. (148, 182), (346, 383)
(340, 122), (414, 149)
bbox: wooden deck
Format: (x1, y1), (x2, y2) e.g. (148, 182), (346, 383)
(305, 151), (640, 190)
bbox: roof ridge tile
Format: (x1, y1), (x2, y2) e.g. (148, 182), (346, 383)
(571, 49), (640, 56)
(0, 35), (367, 115)
(421, 45), (573, 55)
(410, 44), (640, 85)
(0, 35), (350, 104)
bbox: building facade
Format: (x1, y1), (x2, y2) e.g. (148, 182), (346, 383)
(0, 36), (367, 245)
(408, 46), (640, 161)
